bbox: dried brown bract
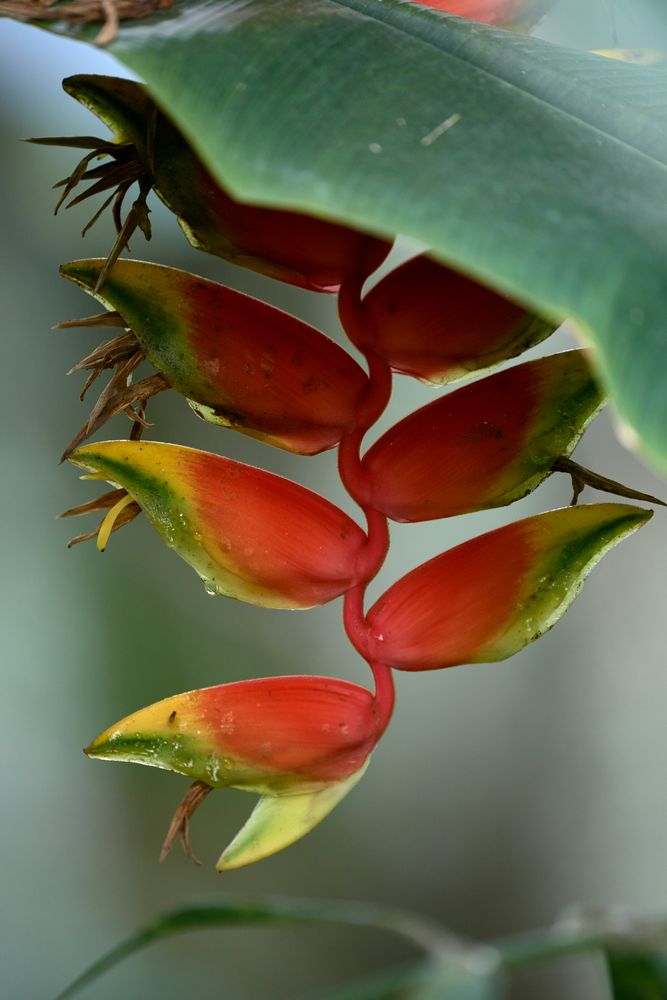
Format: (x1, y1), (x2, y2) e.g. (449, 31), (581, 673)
(0, 0), (175, 45)
(56, 313), (169, 461)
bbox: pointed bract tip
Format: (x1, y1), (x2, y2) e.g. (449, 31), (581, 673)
(216, 763), (369, 871)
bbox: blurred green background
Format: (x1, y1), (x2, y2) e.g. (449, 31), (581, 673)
(2, 2), (667, 997)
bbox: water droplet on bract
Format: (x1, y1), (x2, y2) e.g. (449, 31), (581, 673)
(222, 757), (233, 771)
(204, 580), (218, 596)
(220, 712), (235, 736)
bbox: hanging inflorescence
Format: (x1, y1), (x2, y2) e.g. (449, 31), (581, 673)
(43, 74), (660, 871)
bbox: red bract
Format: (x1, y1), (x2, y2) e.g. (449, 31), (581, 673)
(69, 441), (367, 609)
(358, 255), (553, 385)
(88, 676), (380, 791)
(56, 74), (390, 293)
(87, 675), (382, 869)
(190, 177), (389, 294)
(45, 66), (658, 876)
(61, 258), (368, 455)
(367, 504), (651, 670)
(362, 351), (604, 521)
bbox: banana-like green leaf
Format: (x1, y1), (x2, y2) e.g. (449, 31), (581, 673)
(26, 0), (667, 469)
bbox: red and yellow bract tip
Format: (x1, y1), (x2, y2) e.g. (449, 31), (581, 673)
(61, 258), (368, 455)
(362, 351), (604, 521)
(61, 74), (391, 293)
(86, 675), (380, 869)
(68, 441), (367, 609)
(359, 255), (554, 385)
(367, 504), (651, 670)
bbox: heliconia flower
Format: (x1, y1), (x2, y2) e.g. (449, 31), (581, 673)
(413, 0), (555, 28)
(85, 675), (381, 870)
(358, 255), (554, 385)
(40, 74), (389, 293)
(68, 441), (367, 609)
(366, 504), (651, 670)
(60, 258), (368, 456)
(361, 351), (604, 522)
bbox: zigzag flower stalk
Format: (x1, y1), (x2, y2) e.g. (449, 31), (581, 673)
(45, 75), (660, 870)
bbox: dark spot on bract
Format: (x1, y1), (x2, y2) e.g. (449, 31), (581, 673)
(168, 710), (177, 725)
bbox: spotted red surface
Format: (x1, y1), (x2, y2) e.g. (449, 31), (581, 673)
(363, 359), (544, 521)
(196, 676), (378, 781)
(187, 449), (367, 604)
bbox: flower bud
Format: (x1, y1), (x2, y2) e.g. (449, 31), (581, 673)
(68, 441), (367, 609)
(86, 675), (379, 869)
(362, 351), (604, 521)
(367, 504), (651, 670)
(59, 74), (390, 292)
(361, 255), (554, 385)
(61, 258), (368, 455)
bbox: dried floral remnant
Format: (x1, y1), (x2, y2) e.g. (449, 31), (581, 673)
(59, 487), (141, 549)
(28, 129), (154, 292)
(1, 0), (176, 45)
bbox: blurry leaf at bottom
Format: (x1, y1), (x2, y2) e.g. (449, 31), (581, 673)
(302, 958), (503, 1000)
(607, 951), (667, 1000)
(56, 897), (492, 999)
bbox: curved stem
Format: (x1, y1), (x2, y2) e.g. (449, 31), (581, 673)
(343, 584), (369, 660)
(369, 660), (395, 736)
(338, 271), (395, 730)
(337, 349), (392, 507)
